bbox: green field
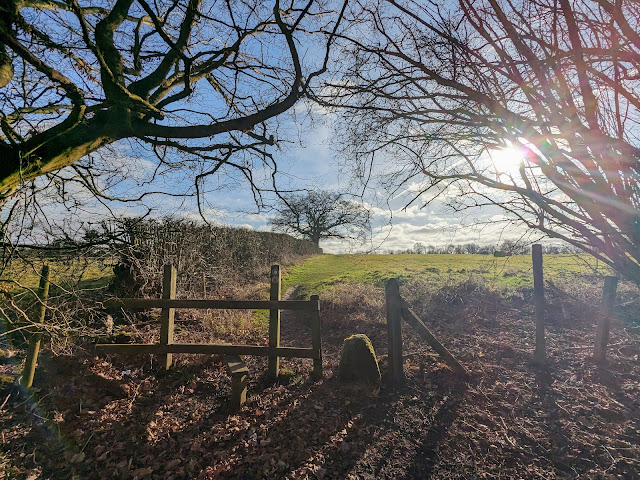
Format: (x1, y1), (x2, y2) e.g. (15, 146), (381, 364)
(283, 253), (611, 298)
(2, 253), (614, 300)
(1, 257), (114, 294)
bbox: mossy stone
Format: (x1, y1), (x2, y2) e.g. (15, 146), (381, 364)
(338, 334), (381, 383)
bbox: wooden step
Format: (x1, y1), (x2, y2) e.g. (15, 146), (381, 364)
(224, 354), (248, 410)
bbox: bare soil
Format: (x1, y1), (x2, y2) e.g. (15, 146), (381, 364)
(1, 281), (639, 479)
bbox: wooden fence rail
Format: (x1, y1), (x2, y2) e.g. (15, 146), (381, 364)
(102, 298), (320, 311)
(97, 344), (319, 358)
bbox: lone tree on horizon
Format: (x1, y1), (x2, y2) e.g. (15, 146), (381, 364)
(270, 191), (370, 247)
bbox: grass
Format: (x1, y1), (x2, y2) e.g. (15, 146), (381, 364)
(1, 256), (114, 294)
(4, 253), (611, 300)
(283, 253), (614, 298)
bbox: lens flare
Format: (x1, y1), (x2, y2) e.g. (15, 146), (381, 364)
(488, 146), (525, 177)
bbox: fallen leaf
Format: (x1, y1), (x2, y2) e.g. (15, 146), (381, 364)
(133, 466), (153, 477)
(70, 452), (85, 464)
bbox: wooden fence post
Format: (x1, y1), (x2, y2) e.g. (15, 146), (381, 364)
(310, 295), (322, 379)
(22, 264), (50, 388)
(159, 264), (177, 370)
(268, 264), (281, 379)
(532, 244), (546, 364)
(593, 276), (618, 362)
(385, 278), (404, 383)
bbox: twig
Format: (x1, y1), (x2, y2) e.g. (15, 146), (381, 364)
(0, 393), (11, 410)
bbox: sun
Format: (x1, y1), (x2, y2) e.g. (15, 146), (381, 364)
(488, 145), (526, 177)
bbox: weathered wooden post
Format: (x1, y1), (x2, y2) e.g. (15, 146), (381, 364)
(159, 264), (177, 370)
(22, 265), (51, 388)
(268, 264), (281, 379)
(532, 244), (546, 364)
(593, 276), (618, 362)
(310, 295), (322, 379)
(385, 278), (404, 383)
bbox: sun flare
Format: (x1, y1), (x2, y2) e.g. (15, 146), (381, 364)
(488, 146), (526, 176)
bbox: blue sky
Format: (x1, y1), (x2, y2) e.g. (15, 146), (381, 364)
(3, 2), (540, 253)
(19, 99), (538, 254)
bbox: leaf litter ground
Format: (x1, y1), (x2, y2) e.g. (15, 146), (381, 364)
(1, 278), (640, 479)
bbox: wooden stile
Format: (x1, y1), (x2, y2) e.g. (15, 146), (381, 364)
(532, 244), (546, 365)
(99, 263), (323, 405)
(159, 265), (177, 370)
(21, 265), (50, 388)
(268, 264), (281, 379)
(593, 276), (618, 362)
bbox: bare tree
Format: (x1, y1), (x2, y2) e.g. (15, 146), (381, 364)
(270, 190), (370, 247)
(322, 0), (640, 285)
(413, 242), (426, 254)
(0, 0), (347, 209)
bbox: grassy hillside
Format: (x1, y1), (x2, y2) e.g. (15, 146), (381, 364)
(283, 254), (611, 298)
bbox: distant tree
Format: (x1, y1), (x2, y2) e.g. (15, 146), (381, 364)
(413, 242), (426, 254)
(498, 240), (515, 255)
(545, 245), (562, 254)
(464, 243), (480, 255)
(478, 245), (495, 255)
(270, 191), (370, 247)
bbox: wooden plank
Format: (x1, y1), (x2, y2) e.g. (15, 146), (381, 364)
(268, 264), (281, 379)
(230, 371), (248, 410)
(593, 276), (618, 362)
(95, 343), (319, 358)
(532, 244), (546, 365)
(224, 354), (248, 375)
(21, 265), (50, 388)
(385, 278), (405, 383)
(399, 300), (469, 378)
(224, 355), (248, 410)
(310, 295), (322, 379)
(159, 265), (177, 370)
(103, 298), (318, 311)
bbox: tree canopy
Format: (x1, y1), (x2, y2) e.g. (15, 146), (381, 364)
(270, 190), (370, 247)
(0, 0), (346, 207)
(324, 0), (640, 284)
